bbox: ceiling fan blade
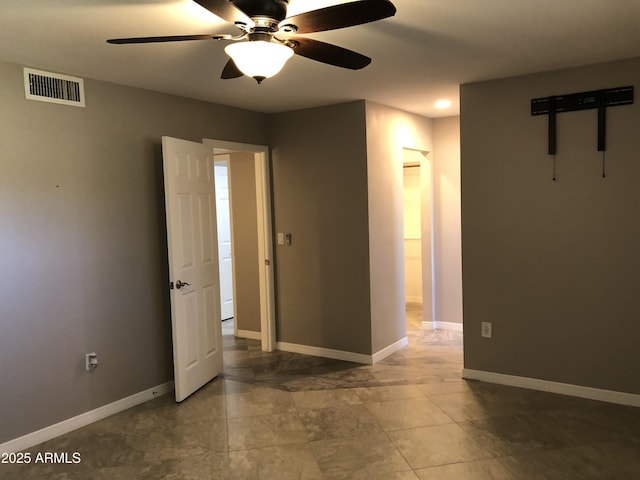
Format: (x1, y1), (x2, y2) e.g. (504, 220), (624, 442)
(107, 33), (231, 44)
(221, 59), (244, 79)
(279, 0), (396, 34)
(290, 37), (371, 70)
(193, 0), (255, 28)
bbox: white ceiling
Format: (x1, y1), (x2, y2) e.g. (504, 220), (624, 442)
(1, 0), (639, 118)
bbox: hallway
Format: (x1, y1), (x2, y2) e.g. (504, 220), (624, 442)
(4, 306), (639, 479)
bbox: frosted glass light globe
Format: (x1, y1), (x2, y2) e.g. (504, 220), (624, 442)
(225, 41), (294, 83)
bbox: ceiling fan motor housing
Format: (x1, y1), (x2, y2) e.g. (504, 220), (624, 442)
(232, 0), (289, 21)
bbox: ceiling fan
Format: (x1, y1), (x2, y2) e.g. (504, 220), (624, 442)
(107, 0), (397, 83)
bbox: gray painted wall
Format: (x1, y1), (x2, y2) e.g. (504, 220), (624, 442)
(228, 151), (261, 334)
(1, 57), (462, 445)
(432, 117), (463, 326)
(268, 101), (373, 355)
(461, 57), (640, 394)
(365, 102), (434, 352)
(0, 59), (267, 443)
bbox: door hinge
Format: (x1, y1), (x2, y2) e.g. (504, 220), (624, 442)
(265, 259), (270, 266)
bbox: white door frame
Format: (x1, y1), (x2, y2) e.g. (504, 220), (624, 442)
(203, 139), (276, 352)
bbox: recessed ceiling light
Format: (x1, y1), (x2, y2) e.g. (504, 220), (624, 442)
(434, 99), (452, 110)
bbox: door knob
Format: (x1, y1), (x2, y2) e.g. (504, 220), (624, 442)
(175, 280), (191, 290)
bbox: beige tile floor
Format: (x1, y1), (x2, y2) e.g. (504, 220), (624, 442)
(4, 304), (640, 479)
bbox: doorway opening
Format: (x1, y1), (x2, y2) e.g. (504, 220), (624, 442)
(204, 139), (276, 352)
(402, 148), (434, 328)
(213, 158), (234, 322)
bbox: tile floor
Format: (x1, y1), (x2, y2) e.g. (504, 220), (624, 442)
(4, 304), (640, 479)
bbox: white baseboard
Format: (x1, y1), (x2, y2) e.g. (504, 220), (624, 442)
(372, 337), (409, 364)
(429, 321), (464, 333)
(462, 369), (640, 408)
(277, 341), (372, 364)
(0, 381), (174, 454)
(236, 329), (261, 340)
(277, 337), (409, 365)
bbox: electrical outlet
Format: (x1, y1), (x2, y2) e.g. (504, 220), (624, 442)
(481, 322), (492, 338)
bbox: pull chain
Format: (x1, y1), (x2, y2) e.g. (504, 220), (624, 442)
(601, 151), (606, 178)
(552, 154), (557, 181)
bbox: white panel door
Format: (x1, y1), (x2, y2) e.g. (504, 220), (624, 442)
(162, 136), (223, 402)
(214, 158), (234, 320)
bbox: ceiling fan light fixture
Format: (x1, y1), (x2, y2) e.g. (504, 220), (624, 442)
(224, 40), (294, 83)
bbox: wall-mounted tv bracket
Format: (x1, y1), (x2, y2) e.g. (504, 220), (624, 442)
(531, 86), (633, 180)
